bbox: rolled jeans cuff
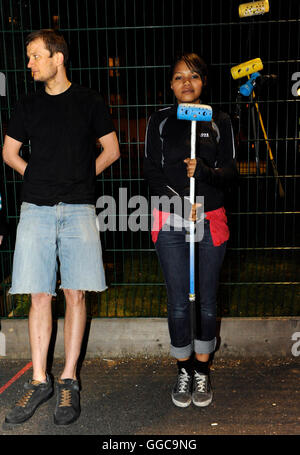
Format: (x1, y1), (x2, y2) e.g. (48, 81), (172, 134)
(194, 337), (217, 355)
(170, 343), (193, 359)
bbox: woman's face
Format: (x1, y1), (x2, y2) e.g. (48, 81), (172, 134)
(170, 59), (203, 104)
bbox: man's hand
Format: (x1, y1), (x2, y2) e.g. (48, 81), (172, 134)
(0, 235), (3, 245)
(184, 158), (197, 178)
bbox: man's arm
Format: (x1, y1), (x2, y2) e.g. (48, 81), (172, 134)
(2, 135), (27, 176)
(95, 131), (120, 176)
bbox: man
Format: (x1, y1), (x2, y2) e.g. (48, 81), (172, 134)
(2, 29), (120, 425)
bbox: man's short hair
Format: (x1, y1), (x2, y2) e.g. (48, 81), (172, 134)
(26, 29), (69, 66)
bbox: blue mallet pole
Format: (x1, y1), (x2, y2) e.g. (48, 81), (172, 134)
(177, 103), (212, 303)
(189, 119), (196, 302)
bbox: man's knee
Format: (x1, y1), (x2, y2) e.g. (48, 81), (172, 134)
(30, 293), (52, 308)
(63, 289), (86, 305)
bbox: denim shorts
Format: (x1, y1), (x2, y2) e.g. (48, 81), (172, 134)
(9, 202), (107, 295)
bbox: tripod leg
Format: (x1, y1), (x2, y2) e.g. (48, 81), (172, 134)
(250, 101), (260, 175)
(252, 90), (285, 197)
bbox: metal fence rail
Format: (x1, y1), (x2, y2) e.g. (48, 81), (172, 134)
(0, 0), (299, 318)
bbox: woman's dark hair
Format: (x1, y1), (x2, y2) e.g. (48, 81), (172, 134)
(170, 52), (208, 86)
(26, 29), (69, 66)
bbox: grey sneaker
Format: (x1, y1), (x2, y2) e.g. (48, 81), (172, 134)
(192, 371), (213, 407)
(54, 378), (80, 425)
(5, 374), (53, 424)
(171, 368), (192, 408)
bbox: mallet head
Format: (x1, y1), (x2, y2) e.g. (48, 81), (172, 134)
(231, 58), (263, 80)
(239, 72), (261, 96)
(177, 103), (212, 122)
(239, 0), (269, 18)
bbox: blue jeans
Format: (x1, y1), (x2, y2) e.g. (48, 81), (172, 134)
(155, 220), (226, 359)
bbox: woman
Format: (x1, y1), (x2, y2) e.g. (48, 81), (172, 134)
(144, 53), (237, 408)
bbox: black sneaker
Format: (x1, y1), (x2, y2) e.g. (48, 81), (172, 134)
(192, 371), (213, 407)
(5, 374), (53, 424)
(171, 368), (193, 408)
(54, 378), (80, 425)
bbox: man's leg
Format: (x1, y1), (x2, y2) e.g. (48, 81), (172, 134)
(53, 289), (86, 425)
(29, 293), (53, 382)
(5, 291), (54, 424)
(10, 202), (57, 382)
(53, 203), (106, 425)
(60, 289), (86, 380)
(5, 203), (57, 424)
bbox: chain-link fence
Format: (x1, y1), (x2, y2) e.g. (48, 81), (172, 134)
(0, 0), (299, 318)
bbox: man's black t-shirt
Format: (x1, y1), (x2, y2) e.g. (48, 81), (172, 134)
(7, 83), (115, 206)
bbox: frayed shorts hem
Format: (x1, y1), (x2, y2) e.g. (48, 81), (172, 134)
(8, 285), (108, 296)
(8, 289), (57, 296)
(59, 284), (108, 293)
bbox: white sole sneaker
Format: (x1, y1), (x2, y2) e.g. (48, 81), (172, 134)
(192, 393), (213, 407)
(171, 394), (192, 408)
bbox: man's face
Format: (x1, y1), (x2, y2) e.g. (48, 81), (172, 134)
(27, 38), (58, 82)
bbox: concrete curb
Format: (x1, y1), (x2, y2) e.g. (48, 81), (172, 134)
(0, 317), (300, 359)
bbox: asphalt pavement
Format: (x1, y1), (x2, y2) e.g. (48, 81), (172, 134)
(0, 355), (299, 440)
